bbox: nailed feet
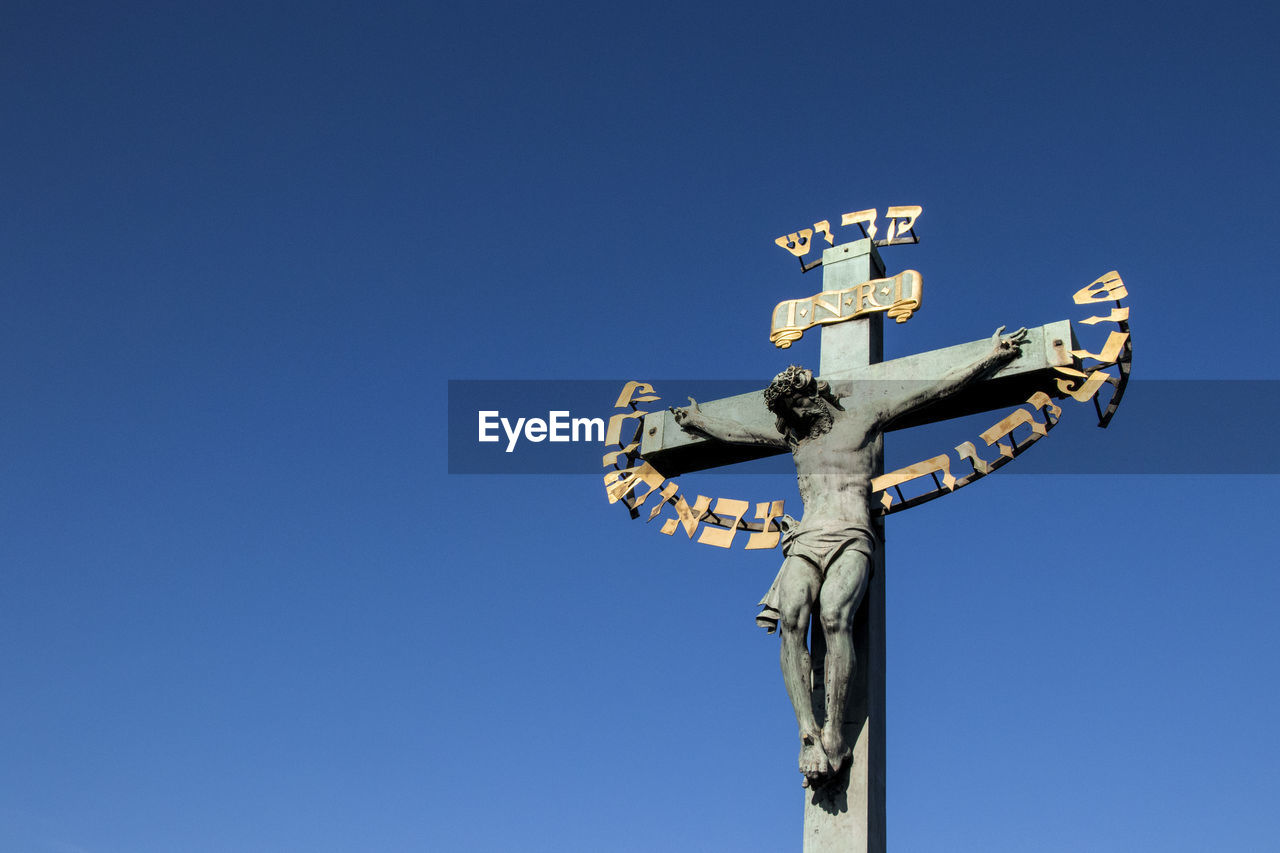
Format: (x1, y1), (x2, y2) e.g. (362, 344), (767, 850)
(799, 727), (854, 789)
(798, 732), (831, 788)
(821, 726), (852, 777)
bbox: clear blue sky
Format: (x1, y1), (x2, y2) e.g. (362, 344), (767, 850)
(3, 1), (1279, 851)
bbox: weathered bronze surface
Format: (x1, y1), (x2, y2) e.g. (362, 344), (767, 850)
(669, 327), (1027, 789)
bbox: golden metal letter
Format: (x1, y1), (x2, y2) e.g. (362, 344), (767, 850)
(840, 209), (878, 240)
(775, 229), (814, 257)
(602, 441), (639, 468)
(811, 291), (844, 322)
(603, 462), (667, 507)
(744, 500), (786, 550)
(1080, 306), (1130, 325)
(979, 407), (1048, 459)
(1055, 369), (1113, 402)
(813, 220), (835, 246)
(658, 493), (713, 538)
(871, 455), (956, 510)
(884, 205), (922, 242)
(955, 440), (995, 477)
(1073, 271), (1128, 304)
(696, 498), (751, 548)
(1071, 331), (1129, 366)
(605, 410), (649, 448)
(614, 381), (661, 408)
(1026, 391), (1063, 425)
(646, 482), (680, 522)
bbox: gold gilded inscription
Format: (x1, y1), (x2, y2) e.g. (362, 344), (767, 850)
(770, 270), (922, 348)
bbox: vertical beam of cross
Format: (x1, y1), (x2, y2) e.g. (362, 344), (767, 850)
(805, 239), (886, 853)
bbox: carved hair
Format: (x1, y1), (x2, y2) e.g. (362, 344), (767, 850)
(762, 365), (811, 414)
(763, 365), (841, 442)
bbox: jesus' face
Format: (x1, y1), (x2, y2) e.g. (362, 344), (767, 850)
(781, 369), (824, 419)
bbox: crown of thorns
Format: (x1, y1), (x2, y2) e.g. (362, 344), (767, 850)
(763, 365), (814, 413)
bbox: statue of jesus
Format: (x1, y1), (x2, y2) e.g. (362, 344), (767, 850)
(672, 326), (1028, 787)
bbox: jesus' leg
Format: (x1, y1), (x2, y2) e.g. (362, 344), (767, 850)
(776, 556), (826, 786)
(817, 548), (871, 774)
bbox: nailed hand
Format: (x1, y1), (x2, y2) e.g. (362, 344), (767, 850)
(991, 325), (1029, 360)
(670, 397), (702, 430)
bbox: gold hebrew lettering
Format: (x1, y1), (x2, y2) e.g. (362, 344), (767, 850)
(775, 229), (814, 257)
(979, 407), (1047, 458)
(840, 209), (878, 240)
(871, 455), (956, 510)
(605, 410), (648, 448)
(614, 381), (661, 408)
(603, 462), (667, 508)
(884, 205), (923, 241)
(659, 493), (713, 538)
(813, 220), (835, 246)
(696, 498), (751, 548)
(1071, 331), (1129, 366)
(744, 500), (786, 550)
(645, 482), (680, 522)
(1026, 391), (1063, 425)
(954, 395), (1057, 488)
(1073, 271), (1128, 304)
(1055, 369), (1113, 402)
(955, 440), (994, 476)
(602, 442), (640, 468)
(1080, 306), (1130, 325)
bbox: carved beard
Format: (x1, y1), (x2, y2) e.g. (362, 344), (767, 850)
(787, 397), (834, 442)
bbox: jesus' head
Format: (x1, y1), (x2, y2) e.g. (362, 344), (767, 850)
(763, 365), (840, 443)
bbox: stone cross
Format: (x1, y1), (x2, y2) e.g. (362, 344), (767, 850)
(640, 239), (1074, 853)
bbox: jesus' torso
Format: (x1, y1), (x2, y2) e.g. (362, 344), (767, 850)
(789, 399), (881, 530)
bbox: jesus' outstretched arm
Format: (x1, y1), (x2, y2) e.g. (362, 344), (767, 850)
(875, 326), (1029, 428)
(670, 398), (789, 449)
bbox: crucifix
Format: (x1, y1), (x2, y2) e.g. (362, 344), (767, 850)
(638, 236), (1078, 853)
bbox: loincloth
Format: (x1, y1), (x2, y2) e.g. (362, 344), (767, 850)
(755, 521), (877, 634)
